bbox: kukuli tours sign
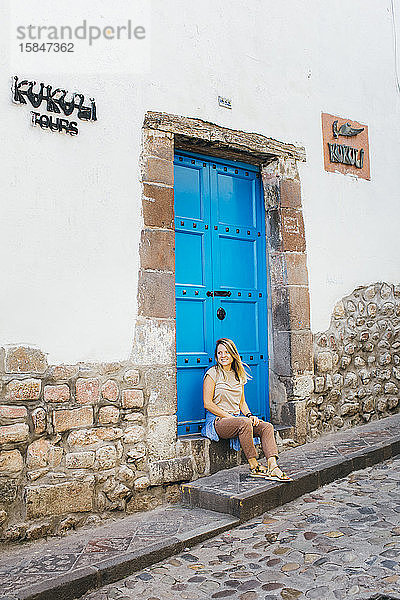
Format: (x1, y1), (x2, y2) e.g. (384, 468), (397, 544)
(11, 75), (97, 136)
(321, 112), (370, 180)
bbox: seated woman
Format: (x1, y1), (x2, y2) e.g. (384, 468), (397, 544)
(201, 337), (292, 480)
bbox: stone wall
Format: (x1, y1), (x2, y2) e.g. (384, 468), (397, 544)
(0, 346), (196, 542)
(262, 158), (313, 444)
(309, 282), (400, 438)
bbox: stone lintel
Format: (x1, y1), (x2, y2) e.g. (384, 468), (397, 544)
(143, 112), (306, 163)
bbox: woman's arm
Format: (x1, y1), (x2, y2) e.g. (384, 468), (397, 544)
(239, 388), (260, 425)
(239, 388), (251, 415)
(203, 375), (233, 419)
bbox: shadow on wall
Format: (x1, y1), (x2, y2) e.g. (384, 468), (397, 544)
(310, 282), (400, 438)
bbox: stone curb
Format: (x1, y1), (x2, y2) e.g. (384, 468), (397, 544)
(181, 433), (400, 521)
(11, 516), (239, 600)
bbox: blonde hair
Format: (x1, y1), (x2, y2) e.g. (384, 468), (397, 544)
(214, 338), (252, 383)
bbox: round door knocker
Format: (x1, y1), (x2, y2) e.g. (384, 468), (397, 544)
(217, 307), (226, 320)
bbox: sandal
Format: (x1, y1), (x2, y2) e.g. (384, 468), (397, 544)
(267, 466), (293, 481)
(249, 464), (270, 478)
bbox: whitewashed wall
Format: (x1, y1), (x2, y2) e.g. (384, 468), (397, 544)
(0, 0), (399, 363)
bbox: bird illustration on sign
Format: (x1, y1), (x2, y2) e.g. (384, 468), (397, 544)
(332, 120), (364, 139)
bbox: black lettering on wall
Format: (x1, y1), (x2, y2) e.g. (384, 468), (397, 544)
(12, 76), (97, 122)
(30, 111), (80, 136)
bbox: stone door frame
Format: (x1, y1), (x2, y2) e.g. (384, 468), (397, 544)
(134, 111), (313, 443)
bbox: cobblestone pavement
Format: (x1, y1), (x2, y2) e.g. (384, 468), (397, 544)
(82, 456), (400, 600)
(0, 506), (235, 599)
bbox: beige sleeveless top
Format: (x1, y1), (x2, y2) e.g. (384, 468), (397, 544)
(204, 366), (245, 415)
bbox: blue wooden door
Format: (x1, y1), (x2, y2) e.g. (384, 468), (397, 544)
(174, 152), (269, 435)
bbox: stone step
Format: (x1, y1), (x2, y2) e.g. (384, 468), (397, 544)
(181, 414), (400, 521)
(274, 423), (296, 440)
(177, 424), (296, 478)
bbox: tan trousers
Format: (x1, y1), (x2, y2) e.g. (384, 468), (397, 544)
(214, 416), (278, 460)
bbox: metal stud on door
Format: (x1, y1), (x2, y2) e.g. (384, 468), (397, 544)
(174, 153), (269, 435)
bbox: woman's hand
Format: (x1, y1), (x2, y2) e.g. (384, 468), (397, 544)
(249, 415), (260, 427)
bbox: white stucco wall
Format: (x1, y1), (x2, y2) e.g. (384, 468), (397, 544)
(1, 0), (400, 362)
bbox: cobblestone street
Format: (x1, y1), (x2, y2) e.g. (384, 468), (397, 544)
(83, 456), (400, 600)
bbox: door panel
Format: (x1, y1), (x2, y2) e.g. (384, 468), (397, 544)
(214, 300), (258, 349)
(175, 152), (269, 434)
(175, 299), (206, 352)
(174, 157), (213, 433)
(216, 173), (256, 227)
(218, 237), (256, 289)
(175, 231), (204, 285)
(174, 164), (203, 219)
(177, 367), (206, 427)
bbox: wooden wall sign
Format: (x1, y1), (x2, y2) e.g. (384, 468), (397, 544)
(321, 112), (370, 180)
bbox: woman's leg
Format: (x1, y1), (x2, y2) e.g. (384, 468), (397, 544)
(252, 420), (278, 459)
(253, 420), (290, 479)
(215, 417), (257, 460)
